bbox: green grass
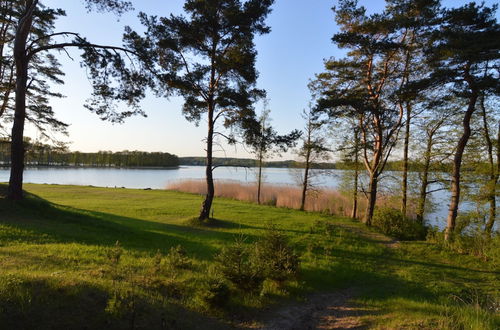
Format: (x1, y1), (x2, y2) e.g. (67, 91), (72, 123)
(0, 184), (498, 329)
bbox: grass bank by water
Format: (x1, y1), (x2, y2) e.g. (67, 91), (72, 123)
(0, 184), (498, 329)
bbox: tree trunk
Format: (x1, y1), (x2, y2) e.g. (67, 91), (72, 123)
(416, 132), (433, 223)
(445, 91), (478, 240)
(481, 97), (499, 234)
(257, 150), (263, 204)
(300, 150), (311, 211)
(8, 60), (28, 200)
(351, 129), (359, 219)
(401, 104), (411, 216)
(365, 173), (378, 226)
(351, 165), (359, 219)
(8, 1), (34, 200)
(199, 106), (215, 221)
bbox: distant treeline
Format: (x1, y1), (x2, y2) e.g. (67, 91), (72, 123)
(179, 157), (304, 168)
(0, 139), (179, 168)
(179, 157), (452, 172)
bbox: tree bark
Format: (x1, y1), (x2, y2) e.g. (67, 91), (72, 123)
(300, 151), (311, 211)
(8, 0), (35, 200)
(480, 96), (498, 234)
(199, 105), (215, 221)
(257, 148), (263, 204)
(445, 88), (478, 240)
(351, 128), (359, 219)
(365, 173), (378, 226)
(416, 130), (434, 223)
(401, 104), (411, 216)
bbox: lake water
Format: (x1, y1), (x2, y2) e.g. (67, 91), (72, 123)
(0, 166), (458, 228)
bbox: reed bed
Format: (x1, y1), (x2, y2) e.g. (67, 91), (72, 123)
(166, 179), (369, 218)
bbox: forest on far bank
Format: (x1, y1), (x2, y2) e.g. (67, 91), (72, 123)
(0, 138), (457, 171)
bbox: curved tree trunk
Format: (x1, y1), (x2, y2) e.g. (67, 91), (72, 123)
(8, 59), (28, 200)
(199, 106), (215, 221)
(365, 173), (378, 226)
(8, 1), (35, 200)
(445, 90), (478, 240)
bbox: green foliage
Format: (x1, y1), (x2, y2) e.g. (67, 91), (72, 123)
(215, 235), (265, 292)
(105, 289), (139, 321)
(125, 0), (275, 137)
(0, 139), (179, 168)
(427, 213), (500, 267)
(107, 241), (123, 266)
(253, 225), (300, 285)
(164, 245), (192, 270)
(438, 288), (500, 330)
(372, 207), (426, 240)
(215, 226), (299, 292)
(199, 277), (231, 309)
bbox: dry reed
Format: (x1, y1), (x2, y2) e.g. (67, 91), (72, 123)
(166, 179), (370, 218)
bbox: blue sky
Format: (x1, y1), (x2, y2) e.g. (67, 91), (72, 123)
(37, 0), (498, 159)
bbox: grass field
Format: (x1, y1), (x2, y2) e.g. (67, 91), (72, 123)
(0, 184), (498, 329)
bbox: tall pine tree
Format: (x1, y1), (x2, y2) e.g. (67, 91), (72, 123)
(125, 0), (274, 221)
(8, 0), (145, 200)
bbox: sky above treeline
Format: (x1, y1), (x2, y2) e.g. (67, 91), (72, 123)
(36, 0), (499, 159)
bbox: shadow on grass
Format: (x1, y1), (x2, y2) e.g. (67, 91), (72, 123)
(0, 275), (231, 330)
(0, 186), (260, 260)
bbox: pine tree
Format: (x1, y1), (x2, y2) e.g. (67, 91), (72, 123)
(8, 0), (144, 200)
(425, 3), (500, 240)
(313, 0), (408, 225)
(125, 0), (274, 221)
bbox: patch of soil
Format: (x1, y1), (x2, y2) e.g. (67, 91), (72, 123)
(253, 288), (374, 330)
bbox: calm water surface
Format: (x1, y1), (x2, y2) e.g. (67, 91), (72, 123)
(0, 166), (455, 228)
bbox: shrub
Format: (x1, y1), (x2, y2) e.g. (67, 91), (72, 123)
(372, 207), (426, 240)
(215, 227), (300, 293)
(199, 278), (231, 308)
(106, 241), (123, 266)
(164, 245), (192, 270)
(214, 236), (265, 292)
(427, 220), (500, 267)
(253, 225), (300, 285)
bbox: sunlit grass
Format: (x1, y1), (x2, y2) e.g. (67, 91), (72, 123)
(0, 184), (497, 329)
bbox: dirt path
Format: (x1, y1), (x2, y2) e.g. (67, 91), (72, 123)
(257, 288), (370, 330)
(250, 223), (395, 329)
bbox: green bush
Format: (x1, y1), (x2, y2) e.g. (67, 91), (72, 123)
(215, 227), (300, 292)
(199, 278), (231, 308)
(253, 225), (300, 285)
(427, 221), (500, 267)
(164, 245), (192, 270)
(372, 207), (426, 240)
(214, 236), (265, 292)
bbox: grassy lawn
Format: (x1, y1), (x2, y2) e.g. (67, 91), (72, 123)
(0, 184), (498, 329)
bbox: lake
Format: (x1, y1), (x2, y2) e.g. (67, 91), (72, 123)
(0, 166), (459, 228)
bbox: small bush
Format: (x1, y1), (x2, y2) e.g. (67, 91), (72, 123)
(437, 289), (500, 329)
(215, 227), (300, 293)
(199, 278), (231, 309)
(427, 223), (500, 266)
(253, 225), (300, 285)
(372, 207), (426, 240)
(106, 241), (123, 266)
(214, 236), (265, 292)
(164, 245), (192, 270)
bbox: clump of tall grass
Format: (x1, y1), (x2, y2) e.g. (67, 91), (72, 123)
(167, 179), (366, 217)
